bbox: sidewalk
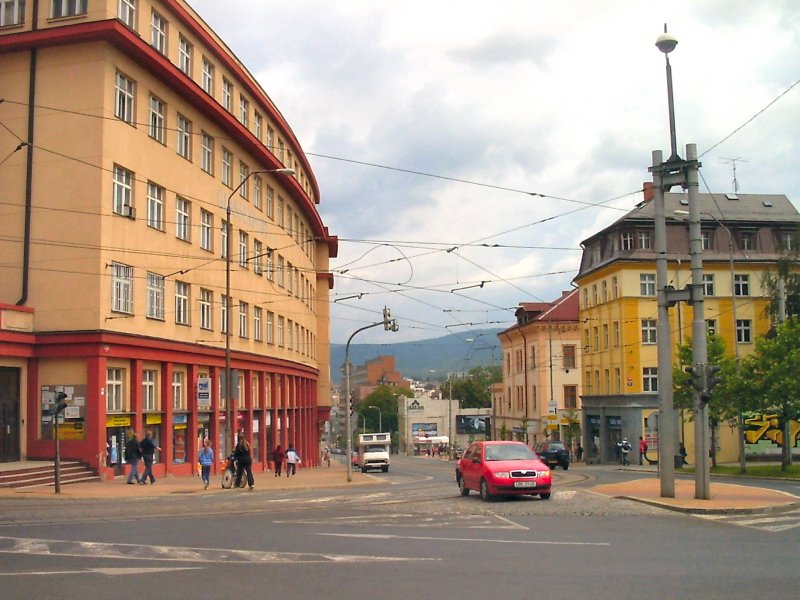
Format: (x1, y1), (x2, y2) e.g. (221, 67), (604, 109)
(0, 463), (380, 500)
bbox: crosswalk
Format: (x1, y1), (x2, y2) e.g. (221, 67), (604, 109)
(694, 507), (800, 532)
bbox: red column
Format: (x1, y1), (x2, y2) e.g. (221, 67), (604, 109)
(25, 357), (38, 461)
(87, 355), (107, 472)
(187, 363), (199, 471)
(211, 366), (220, 473)
(161, 362), (173, 477)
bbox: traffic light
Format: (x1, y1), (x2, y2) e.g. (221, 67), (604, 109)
(53, 392), (68, 415)
(703, 364), (723, 402)
(687, 364), (706, 394)
(382, 306), (391, 330)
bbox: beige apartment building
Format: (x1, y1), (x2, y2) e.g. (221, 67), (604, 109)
(0, 0), (337, 478)
(495, 290), (581, 446)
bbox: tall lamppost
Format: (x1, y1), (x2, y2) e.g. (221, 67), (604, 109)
(367, 405), (382, 432)
(344, 307), (398, 482)
(225, 168), (294, 456)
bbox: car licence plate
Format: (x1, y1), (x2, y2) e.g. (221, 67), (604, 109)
(514, 481), (537, 488)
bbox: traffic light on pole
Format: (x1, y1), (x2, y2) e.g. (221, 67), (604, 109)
(383, 306), (391, 330)
(687, 364), (706, 394)
(703, 365), (722, 403)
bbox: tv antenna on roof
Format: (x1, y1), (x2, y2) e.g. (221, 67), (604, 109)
(721, 157), (749, 195)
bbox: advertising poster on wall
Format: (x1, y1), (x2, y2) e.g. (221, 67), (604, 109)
(411, 422), (438, 437)
(456, 415), (490, 435)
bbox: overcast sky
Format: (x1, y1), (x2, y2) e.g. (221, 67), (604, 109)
(189, 0), (800, 347)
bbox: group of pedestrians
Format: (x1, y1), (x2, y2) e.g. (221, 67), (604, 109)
(271, 444), (301, 477)
(124, 430), (161, 485)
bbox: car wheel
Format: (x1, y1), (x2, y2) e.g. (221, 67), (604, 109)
(458, 475), (469, 496)
(361, 467), (367, 473)
(562, 463), (569, 471)
(539, 492), (551, 500)
(479, 478), (493, 501)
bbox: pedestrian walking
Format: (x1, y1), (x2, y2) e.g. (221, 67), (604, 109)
(285, 445), (301, 476)
(576, 443), (584, 462)
(198, 438), (214, 490)
(639, 436), (648, 465)
(124, 431), (142, 484)
(322, 447), (331, 467)
(679, 442), (689, 466)
(234, 435), (254, 489)
(139, 430), (161, 484)
(272, 444), (284, 477)
(619, 438), (631, 466)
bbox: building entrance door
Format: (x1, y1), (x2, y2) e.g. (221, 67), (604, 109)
(0, 368), (21, 462)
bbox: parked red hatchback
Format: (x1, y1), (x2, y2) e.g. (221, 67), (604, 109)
(455, 441), (552, 501)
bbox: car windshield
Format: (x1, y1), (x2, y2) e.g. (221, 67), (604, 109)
(364, 445), (386, 452)
(485, 445), (536, 461)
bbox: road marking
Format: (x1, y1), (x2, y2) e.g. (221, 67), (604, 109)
(694, 508), (800, 532)
(317, 533), (610, 546)
(0, 536), (435, 565)
(275, 513), (524, 529)
(0, 567), (201, 576)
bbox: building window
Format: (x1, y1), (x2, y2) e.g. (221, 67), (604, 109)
(239, 96), (249, 126)
(178, 35), (193, 76)
(278, 139), (285, 163)
(640, 273), (656, 296)
(706, 319), (717, 336)
(287, 319), (293, 350)
(266, 248), (274, 281)
(254, 112), (262, 140)
(638, 231), (651, 249)
(146, 272), (165, 320)
(253, 176), (262, 210)
(221, 220), (227, 259)
(142, 369), (157, 411)
(52, 0), (87, 18)
(266, 311), (274, 344)
(277, 256), (285, 287)
(612, 276), (619, 299)
(238, 231), (248, 268)
(150, 10), (167, 53)
(592, 284), (597, 306)
(176, 197), (190, 241)
(146, 182), (164, 230)
(172, 371), (185, 410)
(592, 326), (599, 350)
(613, 321), (620, 347)
(117, 0), (135, 27)
(114, 72), (135, 124)
(220, 295), (228, 334)
(736, 319), (752, 343)
(780, 231), (796, 251)
(106, 368), (124, 413)
(563, 345), (576, 370)
(277, 316), (285, 347)
(113, 165), (133, 216)
(148, 95), (166, 143)
(201, 58), (214, 95)
(175, 281), (189, 325)
(601, 280), (608, 303)
(266, 186), (275, 219)
(734, 274), (750, 296)
(221, 148), (232, 186)
(643, 367), (658, 392)
(277, 196), (284, 228)
(200, 209), (213, 252)
(200, 132), (214, 174)
(177, 114), (192, 160)
(266, 126), (275, 153)
(0, 0), (25, 26)
(199, 288), (212, 330)
(111, 262), (133, 314)
(614, 368), (621, 393)
(253, 306), (262, 342)
(620, 232), (634, 250)
(253, 239), (263, 274)
(641, 319), (657, 344)
(239, 302), (248, 338)
(239, 162), (250, 199)
(740, 231), (754, 251)
(702, 273), (715, 296)
(222, 78), (233, 111)
(701, 230), (711, 250)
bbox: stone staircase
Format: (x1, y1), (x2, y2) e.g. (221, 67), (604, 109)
(0, 461), (99, 489)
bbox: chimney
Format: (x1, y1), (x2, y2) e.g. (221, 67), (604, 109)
(642, 181), (655, 203)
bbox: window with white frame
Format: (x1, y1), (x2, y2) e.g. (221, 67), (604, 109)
(278, 139), (285, 162)
(702, 273), (714, 296)
(114, 72), (135, 124)
(221, 148), (232, 186)
(199, 288), (212, 330)
(142, 369), (157, 411)
(239, 162), (249, 199)
(150, 10), (167, 53)
(639, 273), (656, 296)
(238, 231), (248, 268)
(701, 230), (711, 250)
(201, 57), (214, 95)
(177, 114), (192, 160)
(113, 165), (133, 215)
(200, 132), (214, 174)
(178, 35), (193, 76)
(277, 316), (284, 347)
(740, 231), (754, 251)
(111, 262), (133, 314)
(706, 319), (717, 336)
(220, 295), (228, 334)
(643, 367), (658, 392)
(146, 272), (165, 320)
(277, 196), (284, 227)
(620, 231), (633, 250)
(1, 0), (25, 25)
(286, 263), (293, 295)
(613, 321), (620, 347)
(641, 319), (657, 344)
(148, 95), (165, 143)
(106, 367), (124, 412)
(239, 96), (249, 126)
(176, 197), (190, 241)
(266, 311), (274, 344)
(220, 220), (227, 259)
(266, 186), (275, 219)
(146, 182), (164, 230)
(266, 126), (274, 153)
(175, 281), (189, 325)
(253, 176), (262, 210)
(277, 256), (285, 287)
(254, 112), (262, 140)
(222, 78), (233, 111)
(638, 230), (651, 249)
(117, 0), (135, 28)
(287, 319), (293, 350)
(253, 239), (263, 274)
(734, 274), (750, 296)
(172, 371), (185, 410)
(200, 209), (213, 252)
(239, 302), (248, 338)
(780, 231), (796, 251)
(52, 0), (87, 18)
(736, 319), (752, 343)
(253, 306), (262, 341)
(266, 248), (274, 281)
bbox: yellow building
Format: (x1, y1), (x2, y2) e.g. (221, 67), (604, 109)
(575, 189), (798, 464)
(495, 290), (582, 448)
(0, 0), (337, 477)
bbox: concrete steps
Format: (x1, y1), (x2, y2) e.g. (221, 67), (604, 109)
(0, 461), (99, 489)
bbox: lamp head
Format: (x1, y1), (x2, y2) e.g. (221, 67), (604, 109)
(656, 32), (678, 55)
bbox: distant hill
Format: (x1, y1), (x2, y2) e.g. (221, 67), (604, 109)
(330, 328), (504, 383)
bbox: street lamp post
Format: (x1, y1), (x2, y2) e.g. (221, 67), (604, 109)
(367, 405), (382, 433)
(225, 167), (294, 456)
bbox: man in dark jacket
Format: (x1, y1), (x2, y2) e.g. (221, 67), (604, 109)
(233, 435), (254, 490)
(125, 431), (142, 485)
(139, 430), (160, 484)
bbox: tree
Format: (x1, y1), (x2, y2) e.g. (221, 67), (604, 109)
(356, 385), (413, 436)
(449, 366), (502, 408)
(761, 228), (800, 325)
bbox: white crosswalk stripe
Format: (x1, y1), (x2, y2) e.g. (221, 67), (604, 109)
(694, 507), (800, 532)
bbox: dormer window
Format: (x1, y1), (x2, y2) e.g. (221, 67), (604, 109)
(637, 231), (651, 249)
(620, 232), (634, 250)
(740, 231), (755, 251)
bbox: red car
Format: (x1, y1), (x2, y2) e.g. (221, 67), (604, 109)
(455, 441), (552, 501)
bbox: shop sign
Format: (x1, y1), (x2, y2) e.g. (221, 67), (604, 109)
(197, 377), (211, 409)
(145, 413), (162, 425)
(173, 414), (188, 424)
(106, 415), (131, 428)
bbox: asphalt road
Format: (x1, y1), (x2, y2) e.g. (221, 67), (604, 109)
(0, 456), (797, 599)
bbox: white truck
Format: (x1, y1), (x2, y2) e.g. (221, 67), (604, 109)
(357, 432), (391, 473)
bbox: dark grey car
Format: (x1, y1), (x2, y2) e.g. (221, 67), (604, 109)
(533, 440), (570, 470)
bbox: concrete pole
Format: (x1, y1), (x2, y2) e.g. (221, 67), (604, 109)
(653, 149), (675, 497)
